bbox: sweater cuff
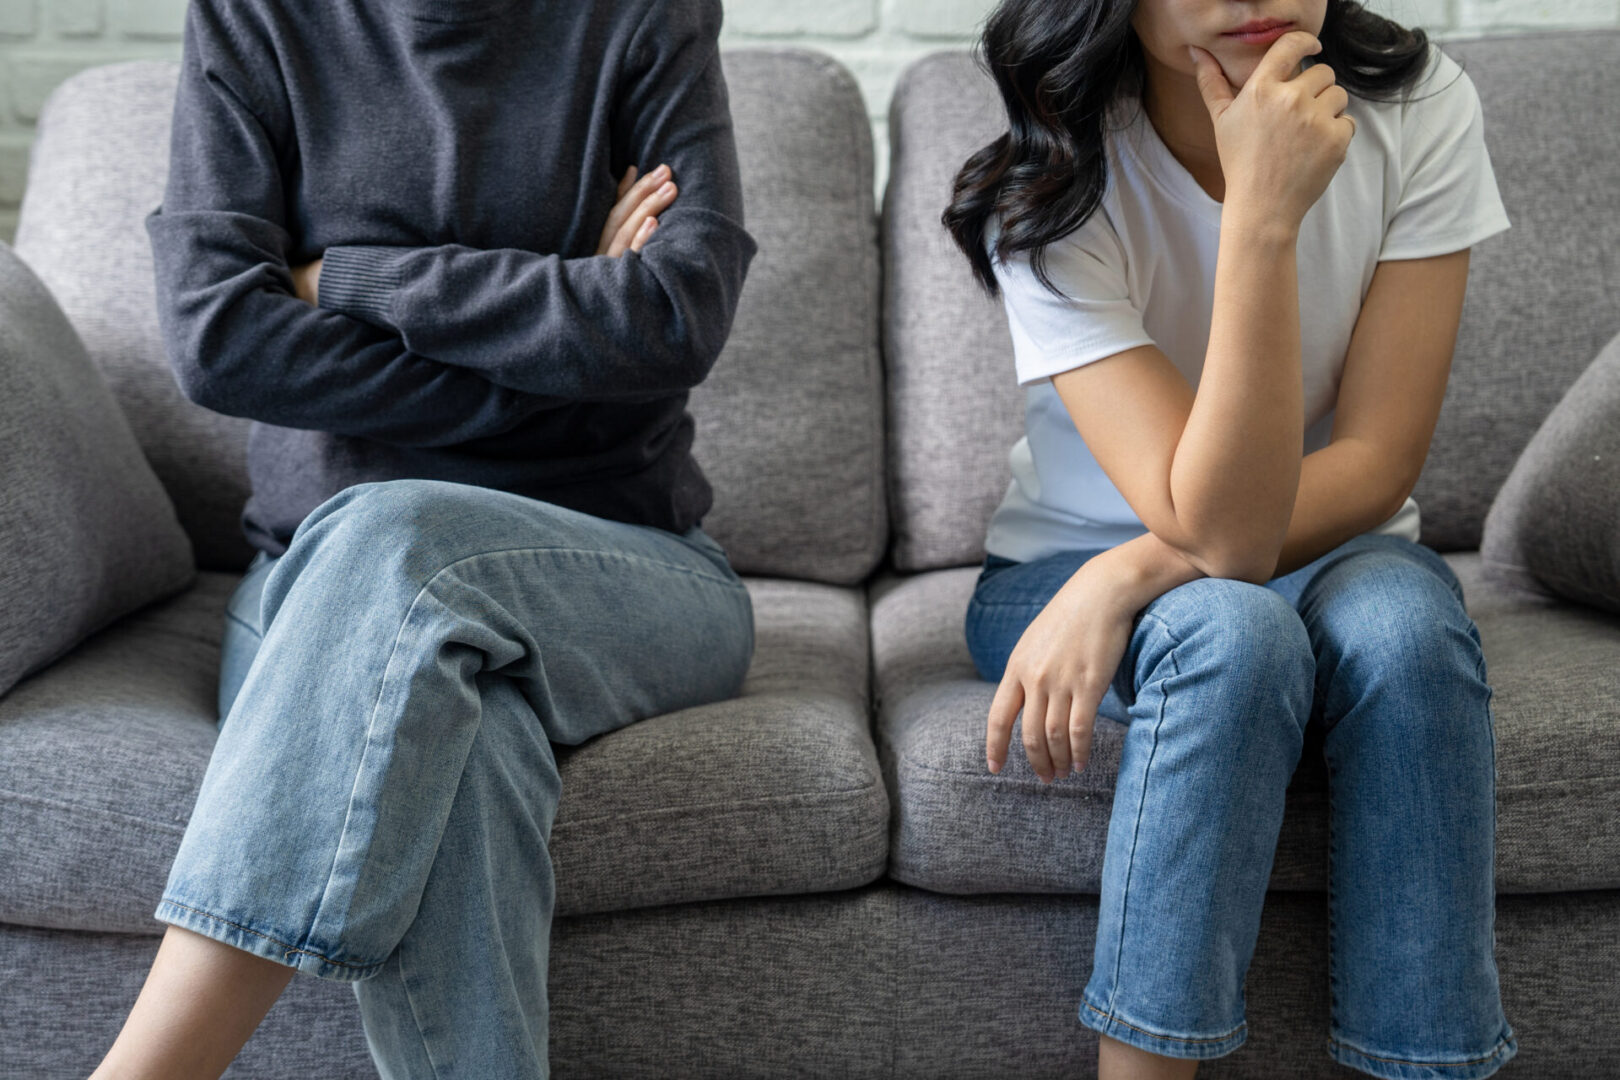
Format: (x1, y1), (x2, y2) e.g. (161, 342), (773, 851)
(317, 245), (404, 326)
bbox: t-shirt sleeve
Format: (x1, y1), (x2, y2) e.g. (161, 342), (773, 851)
(991, 207), (1157, 388)
(1378, 46), (1512, 262)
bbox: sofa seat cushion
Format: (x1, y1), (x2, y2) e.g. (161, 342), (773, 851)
(0, 572), (885, 934)
(872, 553), (1620, 896)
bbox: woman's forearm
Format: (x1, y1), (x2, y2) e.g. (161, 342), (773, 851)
(1096, 437), (1403, 612)
(1267, 437), (1404, 578)
(1169, 210), (1305, 581)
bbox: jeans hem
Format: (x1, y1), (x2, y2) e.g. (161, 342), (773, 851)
(153, 896), (385, 983)
(1079, 998), (1247, 1059)
(1327, 1029), (1518, 1079)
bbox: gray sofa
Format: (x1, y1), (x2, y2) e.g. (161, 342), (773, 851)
(2, 29), (1617, 1080)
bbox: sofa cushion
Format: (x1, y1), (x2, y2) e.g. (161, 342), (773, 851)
(0, 572), (885, 933)
(881, 31), (1620, 571)
(13, 48), (886, 584)
(1480, 327), (1620, 615)
(0, 241), (196, 700)
(871, 553), (1620, 896)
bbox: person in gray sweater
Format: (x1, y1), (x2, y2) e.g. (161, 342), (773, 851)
(91, 1), (758, 1077)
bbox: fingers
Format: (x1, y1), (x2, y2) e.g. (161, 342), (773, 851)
(986, 676), (1024, 774)
(1068, 694), (1096, 778)
(1044, 691), (1072, 781)
(608, 177), (676, 257)
(616, 165), (638, 200)
(628, 216), (659, 254)
(1253, 29), (1323, 87)
(1293, 59), (1338, 97)
(1021, 687), (1053, 784)
(1187, 45), (1235, 115)
(597, 163), (672, 256)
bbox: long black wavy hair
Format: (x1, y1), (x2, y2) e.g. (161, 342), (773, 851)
(944, 0), (1447, 297)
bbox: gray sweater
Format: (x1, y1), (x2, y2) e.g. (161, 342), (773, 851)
(146, 0), (756, 557)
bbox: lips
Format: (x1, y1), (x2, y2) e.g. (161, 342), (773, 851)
(1224, 17), (1294, 34)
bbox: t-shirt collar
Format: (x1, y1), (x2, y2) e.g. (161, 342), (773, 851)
(1110, 95), (1225, 225)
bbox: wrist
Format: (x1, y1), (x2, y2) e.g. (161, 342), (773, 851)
(1094, 532), (1207, 611)
(1219, 203), (1300, 248)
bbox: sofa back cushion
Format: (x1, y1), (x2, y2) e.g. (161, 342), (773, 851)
(13, 48), (886, 585)
(883, 30), (1620, 570)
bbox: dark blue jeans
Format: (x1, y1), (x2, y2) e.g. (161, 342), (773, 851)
(963, 531), (1516, 1078)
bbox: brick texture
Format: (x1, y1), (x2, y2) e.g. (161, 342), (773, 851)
(2, 0), (1617, 244)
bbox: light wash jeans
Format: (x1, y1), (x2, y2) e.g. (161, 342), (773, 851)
(156, 478), (755, 1079)
(963, 530), (1517, 1079)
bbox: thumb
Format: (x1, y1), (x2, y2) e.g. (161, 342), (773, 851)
(1187, 45), (1235, 115)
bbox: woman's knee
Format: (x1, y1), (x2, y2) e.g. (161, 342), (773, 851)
(1141, 576), (1314, 676)
(1311, 556), (1484, 686)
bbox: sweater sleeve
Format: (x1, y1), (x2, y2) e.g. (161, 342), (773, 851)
(144, 0), (545, 449)
(313, 0), (758, 403)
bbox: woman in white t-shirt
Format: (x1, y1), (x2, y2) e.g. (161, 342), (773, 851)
(944, 1), (1516, 1078)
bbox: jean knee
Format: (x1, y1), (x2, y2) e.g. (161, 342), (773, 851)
(1148, 577), (1313, 670)
(1138, 577), (1315, 727)
(1316, 558), (1485, 686)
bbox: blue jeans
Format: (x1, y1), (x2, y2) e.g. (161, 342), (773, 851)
(963, 531), (1517, 1079)
(160, 478), (755, 1079)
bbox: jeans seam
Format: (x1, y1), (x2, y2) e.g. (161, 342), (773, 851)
(1105, 617), (1180, 1020)
(1330, 1035), (1510, 1068)
(1083, 1001), (1244, 1044)
(224, 609), (264, 639)
(396, 932), (447, 1079)
(160, 898), (375, 970)
(428, 542), (748, 592)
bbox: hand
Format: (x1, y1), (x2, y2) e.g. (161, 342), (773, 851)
(290, 256), (323, 305)
(1188, 31), (1355, 230)
(985, 552), (1142, 784)
(596, 164), (678, 257)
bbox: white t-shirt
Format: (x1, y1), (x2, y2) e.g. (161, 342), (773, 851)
(982, 44), (1512, 564)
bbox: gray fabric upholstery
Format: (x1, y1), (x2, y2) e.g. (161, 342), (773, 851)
(689, 50), (888, 585)
(881, 52), (1020, 573)
(881, 31), (1620, 571)
(12, 61), (257, 573)
(11, 49), (887, 584)
(871, 553), (1620, 896)
(1480, 327), (1620, 614)
(6, 884), (1619, 1078)
(0, 240), (195, 700)
(1412, 31), (1620, 551)
(0, 572), (884, 933)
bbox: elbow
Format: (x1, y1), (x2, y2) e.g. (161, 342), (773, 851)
(1169, 533), (1282, 585)
(170, 352), (239, 416)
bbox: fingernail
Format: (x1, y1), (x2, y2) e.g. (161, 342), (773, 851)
(655, 164), (670, 179)
(1187, 46), (1198, 63)
(659, 181), (676, 196)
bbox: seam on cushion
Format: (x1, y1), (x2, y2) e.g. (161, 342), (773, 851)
(1497, 775), (1620, 792)
(1483, 561), (1618, 605)
(892, 759), (1620, 792)
(551, 781), (883, 831)
(0, 786), (187, 834)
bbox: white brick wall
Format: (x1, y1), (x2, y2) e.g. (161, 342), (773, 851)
(2, 0), (1617, 244)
